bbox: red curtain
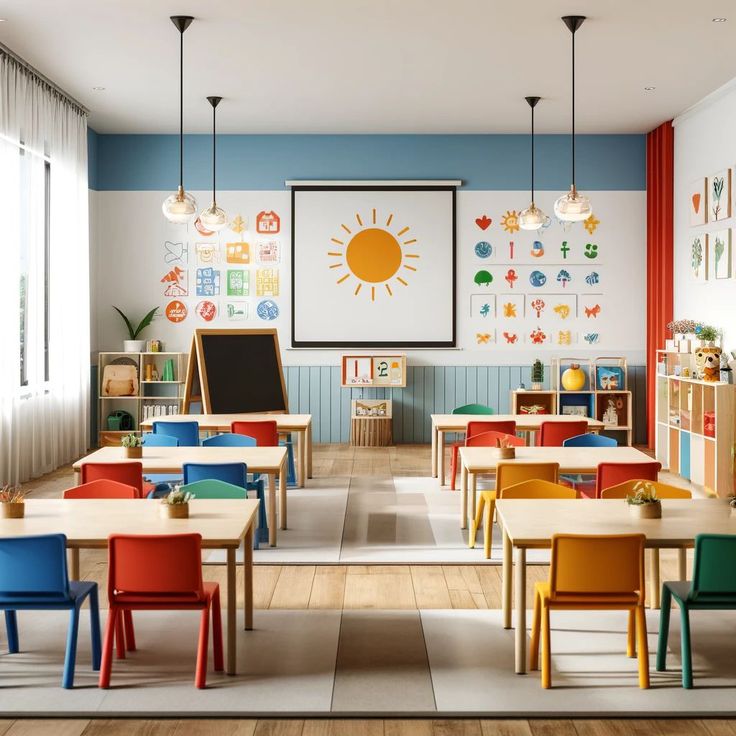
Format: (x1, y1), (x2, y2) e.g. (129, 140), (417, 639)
(646, 121), (674, 448)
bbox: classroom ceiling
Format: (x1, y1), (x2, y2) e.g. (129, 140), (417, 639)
(1, 0), (735, 134)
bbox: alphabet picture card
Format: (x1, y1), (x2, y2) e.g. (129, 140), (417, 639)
(708, 169), (731, 222)
(688, 177), (708, 226)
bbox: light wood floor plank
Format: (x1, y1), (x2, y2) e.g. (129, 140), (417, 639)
(480, 722), (534, 736)
(81, 721), (177, 736)
(309, 566), (347, 609)
(385, 721), (433, 736)
(528, 722), (577, 736)
(269, 566), (316, 608)
(301, 720), (384, 736)
(343, 571), (417, 609)
(411, 566), (453, 608)
(432, 720), (483, 736)
(252, 721), (304, 736)
(172, 721), (257, 736)
(6, 723), (90, 736)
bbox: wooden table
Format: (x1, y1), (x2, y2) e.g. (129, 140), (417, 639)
(457, 445), (653, 530)
(495, 498), (733, 674)
(73, 445), (287, 546)
(140, 413), (313, 488)
(431, 414), (605, 485)
(0, 498), (258, 676)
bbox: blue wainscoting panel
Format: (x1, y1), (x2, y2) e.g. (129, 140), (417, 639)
(284, 364), (647, 445)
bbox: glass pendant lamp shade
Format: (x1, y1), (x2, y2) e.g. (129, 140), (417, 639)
(163, 16), (196, 224)
(519, 95), (547, 231)
(200, 202), (228, 231)
(199, 95), (227, 231)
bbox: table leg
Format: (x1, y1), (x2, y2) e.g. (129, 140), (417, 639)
(460, 463), (468, 530)
(69, 548), (80, 581)
(431, 424), (438, 478)
(503, 528), (512, 629)
(515, 546), (527, 674)
(306, 423), (313, 479)
(244, 528), (253, 631)
(438, 431), (447, 486)
(297, 430), (306, 488)
(268, 473), (278, 546)
(226, 547), (236, 675)
(649, 549), (661, 609)
(74, 470), (81, 486)
(279, 458), (287, 530)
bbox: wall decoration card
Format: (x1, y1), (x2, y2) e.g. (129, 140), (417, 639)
(710, 229), (731, 279)
(688, 177), (707, 226)
(708, 169), (731, 222)
(292, 185), (455, 347)
(690, 233), (707, 281)
(470, 293), (496, 319)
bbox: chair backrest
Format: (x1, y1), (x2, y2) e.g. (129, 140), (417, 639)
(690, 534), (736, 601)
(202, 432), (257, 448)
(0, 534), (70, 601)
(496, 462), (559, 493)
(539, 420), (589, 447)
(549, 534), (645, 601)
(563, 433), (617, 448)
(466, 431), (526, 448)
(600, 479), (691, 500)
(452, 404), (494, 415)
(467, 420), (517, 439)
(107, 533), (204, 602)
(152, 420), (200, 447)
(499, 479), (577, 500)
(80, 462), (143, 496)
(63, 479), (138, 499)
(596, 461), (661, 498)
(182, 462), (247, 487)
(231, 420), (278, 446)
(142, 432), (180, 447)
(180, 479), (248, 499)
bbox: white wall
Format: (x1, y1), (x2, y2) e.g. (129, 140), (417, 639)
(674, 79), (736, 348)
(90, 188), (646, 365)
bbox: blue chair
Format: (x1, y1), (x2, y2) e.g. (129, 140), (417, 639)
(142, 432), (179, 447)
(561, 433), (618, 490)
(0, 534), (101, 688)
(202, 432), (255, 449)
(152, 420), (200, 447)
(142, 432), (182, 490)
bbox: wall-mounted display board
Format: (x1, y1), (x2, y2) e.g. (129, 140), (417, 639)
(183, 328), (287, 414)
(340, 354), (407, 388)
(291, 184), (456, 347)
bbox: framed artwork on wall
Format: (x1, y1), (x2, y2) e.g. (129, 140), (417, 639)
(688, 177), (707, 226)
(690, 234), (707, 281)
(708, 169), (732, 222)
(710, 229), (731, 279)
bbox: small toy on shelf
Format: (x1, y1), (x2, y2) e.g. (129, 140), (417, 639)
(694, 346), (722, 382)
(531, 359), (544, 390)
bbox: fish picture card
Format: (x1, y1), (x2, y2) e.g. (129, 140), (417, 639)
(549, 295), (578, 320)
(470, 294), (496, 319)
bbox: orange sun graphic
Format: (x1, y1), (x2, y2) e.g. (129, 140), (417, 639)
(327, 209), (420, 301)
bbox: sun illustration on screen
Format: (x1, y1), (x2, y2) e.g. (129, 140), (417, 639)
(327, 209), (420, 301)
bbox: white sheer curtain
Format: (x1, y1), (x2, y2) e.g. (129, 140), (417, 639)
(0, 51), (90, 484)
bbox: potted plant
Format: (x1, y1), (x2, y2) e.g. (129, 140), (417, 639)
(0, 485), (26, 519)
(495, 435), (516, 460)
(531, 359), (544, 391)
(121, 432), (143, 458)
(626, 481), (662, 519)
(697, 325), (720, 347)
(113, 306), (159, 352)
(161, 487), (194, 519)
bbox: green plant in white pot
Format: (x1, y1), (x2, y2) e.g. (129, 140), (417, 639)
(113, 306), (159, 352)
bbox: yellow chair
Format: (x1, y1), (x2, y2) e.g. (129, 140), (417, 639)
(530, 533), (649, 689)
(469, 462), (559, 558)
(500, 479), (578, 501)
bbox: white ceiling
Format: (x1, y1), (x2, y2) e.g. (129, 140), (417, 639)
(1, 0), (736, 134)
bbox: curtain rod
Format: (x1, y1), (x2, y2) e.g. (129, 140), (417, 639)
(0, 42), (90, 116)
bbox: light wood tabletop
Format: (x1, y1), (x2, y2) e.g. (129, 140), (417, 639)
(430, 413), (605, 484)
(0, 498), (259, 676)
(495, 498), (732, 674)
(73, 445), (287, 547)
(457, 445), (654, 529)
(139, 413), (313, 487)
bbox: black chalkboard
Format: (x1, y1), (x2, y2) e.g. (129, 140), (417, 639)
(192, 329), (288, 414)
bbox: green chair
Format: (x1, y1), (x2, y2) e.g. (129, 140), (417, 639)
(656, 533), (736, 688)
(452, 403), (494, 415)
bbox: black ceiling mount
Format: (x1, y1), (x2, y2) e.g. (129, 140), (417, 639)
(561, 15), (586, 34)
(525, 96), (541, 109)
(207, 96), (223, 109)
(170, 15), (194, 34)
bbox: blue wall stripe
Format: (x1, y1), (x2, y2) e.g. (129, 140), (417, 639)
(90, 133), (646, 192)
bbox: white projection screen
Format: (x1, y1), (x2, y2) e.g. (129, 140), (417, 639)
(291, 185), (456, 347)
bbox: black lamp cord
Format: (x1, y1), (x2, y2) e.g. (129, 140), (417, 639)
(530, 103), (535, 204)
(571, 27), (576, 190)
(179, 28), (184, 190)
(212, 103), (216, 204)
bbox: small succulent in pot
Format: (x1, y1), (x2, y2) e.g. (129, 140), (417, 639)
(626, 481), (662, 518)
(121, 432), (143, 458)
(0, 484), (26, 518)
(162, 486), (194, 506)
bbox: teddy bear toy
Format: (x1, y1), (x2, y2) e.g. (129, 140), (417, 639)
(694, 346), (722, 382)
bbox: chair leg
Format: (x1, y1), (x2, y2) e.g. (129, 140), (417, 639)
(530, 590), (541, 671)
(541, 603), (551, 689)
(89, 586), (102, 671)
(99, 607), (118, 689)
(469, 494), (485, 549)
(483, 496), (494, 560)
(257, 486), (269, 546)
(195, 607), (210, 689)
(680, 606), (693, 689)
(627, 608), (636, 658)
(450, 446), (458, 491)
(635, 604), (650, 689)
(211, 588), (224, 672)
(123, 610), (136, 652)
(4, 610), (19, 654)
(62, 606), (81, 689)
(656, 585), (672, 672)
(115, 610), (126, 659)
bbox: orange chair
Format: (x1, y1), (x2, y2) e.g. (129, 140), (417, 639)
(594, 461), (661, 499)
(530, 533), (649, 689)
(63, 479), (138, 500)
(538, 420), (589, 447)
(99, 533), (223, 690)
(599, 479), (691, 500)
(469, 462), (559, 558)
(449, 421), (517, 490)
(500, 479), (577, 500)
(80, 462), (145, 498)
(231, 420), (279, 446)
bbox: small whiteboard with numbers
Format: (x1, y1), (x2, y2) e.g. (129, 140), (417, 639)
(341, 354), (406, 388)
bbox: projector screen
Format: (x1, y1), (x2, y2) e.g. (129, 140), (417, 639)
(291, 185), (456, 347)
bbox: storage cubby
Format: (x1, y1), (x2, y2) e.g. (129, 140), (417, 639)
(511, 390), (556, 415)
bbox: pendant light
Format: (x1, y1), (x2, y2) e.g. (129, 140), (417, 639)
(162, 15), (197, 224)
(519, 96), (547, 230)
(199, 96), (228, 231)
(554, 15), (592, 222)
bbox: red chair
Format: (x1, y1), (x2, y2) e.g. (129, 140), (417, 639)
(538, 420), (589, 447)
(593, 461), (662, 499)
(80, 462), (145, 498)
(99, 533), (223, 689)
(449, 420), (518, 490)
(231, 420), (278, 446)
(63, 479), (138, 500)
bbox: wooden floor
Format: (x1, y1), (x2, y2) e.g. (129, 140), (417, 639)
(10, 444), (729, 735)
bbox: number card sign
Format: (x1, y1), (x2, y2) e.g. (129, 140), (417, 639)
(340, 354), (406, 388)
